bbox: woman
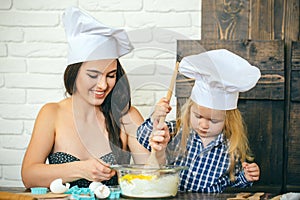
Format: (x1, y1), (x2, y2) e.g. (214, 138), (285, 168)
(21, 7), (169, 189)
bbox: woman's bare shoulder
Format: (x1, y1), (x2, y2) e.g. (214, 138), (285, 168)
(124, 106), (144, 121)
(120, 106), (144, 134)
(38, 98), (70, 117)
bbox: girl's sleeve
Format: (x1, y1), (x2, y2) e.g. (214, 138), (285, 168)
(231, 168), (253, 188)
(136, 118), (176, 151)
(136, 118), (153, 151)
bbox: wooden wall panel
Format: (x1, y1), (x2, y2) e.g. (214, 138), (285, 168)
(287, 41), (300, 190)
(201, 0), (249, 40)
(239, 100), (284, 188)
(291, 42), (300, 101)
(201, 0), (286, 40)
(284, 0), (300, 41)
(283, 0), (300, 191)
(176, 40), (285, 100)
(288, 103), (300, 187)
(250, 0), (272, 39)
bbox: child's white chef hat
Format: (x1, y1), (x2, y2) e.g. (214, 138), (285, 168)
(179, 49), (261, 110)
(62, 6), (133, 65)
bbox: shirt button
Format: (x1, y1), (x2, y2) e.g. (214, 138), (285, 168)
(192, 171), (197, 176)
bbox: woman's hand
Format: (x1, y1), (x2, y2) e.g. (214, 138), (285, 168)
(79, 158), (115, 182)
(151, 97), (172, 123)
(242, 162), (260, 182)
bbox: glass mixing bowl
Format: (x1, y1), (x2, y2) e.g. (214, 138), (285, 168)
(111, 164), (187, 198)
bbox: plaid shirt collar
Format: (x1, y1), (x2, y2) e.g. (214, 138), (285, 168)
(189, 129), (226, 149)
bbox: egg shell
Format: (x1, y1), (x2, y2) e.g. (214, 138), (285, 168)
(50, 178), (70, 194)
(94, 185), (110, 199)
(88, 181), (103, 192)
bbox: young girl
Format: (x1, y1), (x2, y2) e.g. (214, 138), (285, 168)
(137, 49), (261, 193)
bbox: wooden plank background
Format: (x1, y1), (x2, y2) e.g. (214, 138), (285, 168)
(176, 40), (285, 100)
(291, 42), (300, 101)
(288, 41), (300, 189)
(175, 0), (300, 193)
(201, 0), (289, 40)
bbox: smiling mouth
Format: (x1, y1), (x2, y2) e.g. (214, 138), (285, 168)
(94, 91), (104, 95)
(94, 90), (105, 98)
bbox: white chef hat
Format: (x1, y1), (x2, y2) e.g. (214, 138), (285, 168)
(62, 6), (133, 65)
(179, 49), (261, 110)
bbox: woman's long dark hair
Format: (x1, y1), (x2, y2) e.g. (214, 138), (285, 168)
(64, 59), (131, 163)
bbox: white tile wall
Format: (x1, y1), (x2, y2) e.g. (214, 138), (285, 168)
(0, 0), (201, 186)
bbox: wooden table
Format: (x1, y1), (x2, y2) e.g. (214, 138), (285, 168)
(0, 187), (279, 200)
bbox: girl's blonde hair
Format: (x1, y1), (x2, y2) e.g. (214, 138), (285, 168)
(176, 98), (254, 181)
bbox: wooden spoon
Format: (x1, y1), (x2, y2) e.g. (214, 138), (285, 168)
(145, 62), (180, 168)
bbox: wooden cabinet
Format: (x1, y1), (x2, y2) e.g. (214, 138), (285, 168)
(175, 0), (300, 193)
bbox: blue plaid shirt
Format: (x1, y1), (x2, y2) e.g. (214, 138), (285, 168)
(137, 118), (252, 193)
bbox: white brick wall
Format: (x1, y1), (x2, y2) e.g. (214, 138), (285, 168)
(0, 0), (201, 187)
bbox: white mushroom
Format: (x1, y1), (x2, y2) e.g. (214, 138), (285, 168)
(50, 178), (70, 194)
(89, 181), (103, 192)
(94, 185), (110, 199)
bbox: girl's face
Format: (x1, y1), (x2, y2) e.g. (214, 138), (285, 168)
(75, 59), (117, 106)
(190, 103), (225, 140)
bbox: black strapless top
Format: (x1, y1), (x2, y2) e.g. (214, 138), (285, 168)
(48, 152), (121, 188)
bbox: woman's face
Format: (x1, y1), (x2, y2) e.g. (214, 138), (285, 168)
(190, 103), (225, 140)
(75, 59), (117, 106)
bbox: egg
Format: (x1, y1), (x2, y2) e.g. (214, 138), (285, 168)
(89, 181), (103, 192)
(94, 184), (110, 199)
(49, 178), (70, 194)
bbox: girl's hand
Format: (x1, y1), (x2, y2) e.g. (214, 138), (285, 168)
(151, 97), (172, 123)
(80, 158), (115, 182)
(149, 120), (170, 151)
(242, 162), (260, 182)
